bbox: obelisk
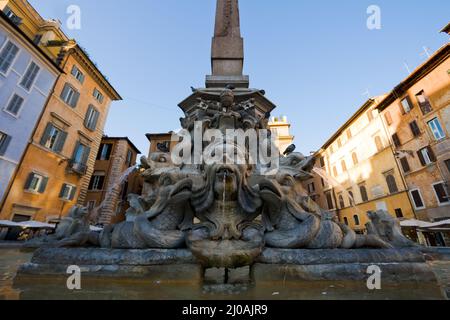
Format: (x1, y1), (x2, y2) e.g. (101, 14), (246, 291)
(206, 0), (249, 88)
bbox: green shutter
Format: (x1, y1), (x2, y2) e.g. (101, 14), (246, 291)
(24, 173), (34, 190)
(82, 145), (91, 165)
(70, 90), (80, 108)
(91, 109), (99, 130)
(0, 135), (11, 156)
(38, 176), (48, 193)
(39, 123), (53, 146)
(60, 83), (70, 101)
(54, 131), (67, 153)
(59, 184), (67, 198)
(69, 186), (77, 201)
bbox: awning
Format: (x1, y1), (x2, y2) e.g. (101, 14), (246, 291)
(401, 219), (450, 229)
(0, 220), (21, 228)
(17, 221), (56, 229)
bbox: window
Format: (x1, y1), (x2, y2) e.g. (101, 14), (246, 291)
(346, 129), (352, 139)
(415, 91), (433, 115)
(395, 208), (404, 218)
(89, 173), (105, 190)
(400, 157), (411, 173)
(410, 189), (425, 209)
(307, 182), (315, 194)
(33, 34), (42, 45)
(20, 61), (40, 90)
(4, 6), (22, 25)
(24, 173), (48, 193)
(352, 152), (358, 165)
(359, 185), (369, 202)
(374, 136), (383, 152)
(337, 138), (342, 148)
(348, 190), (354, 206)
(432, 182), (449, 205)
(321, 178), (325, 187)
(417, 146), (436, 166)
(385, 174), (399, 194)
(446, 159), (450, 173)
(40, 123), (67, 153)
(72, 142), (90, 166)
(0, 41), (19, 74)
(319, 156), (325, 168)
(59, 184), (77, 201)
(384, 111), (393, 126)
(341, 160), (347, 172)
(97, 143), (112, 160)
(409, 121), (421, 137)
(353, 215), (360, 226)
(333, 166), (338, 177)
(392, 133), (401, 148)
(428, 118), (445, 140)
(343, 217), (349, 225)
(338, 194), (345, 209)
(93, 88), (104, 103)
(5, 94), (24, 116)
(400, 96), (413, 114)
(325, 192), (333, 210)
(367, 110), (374, 122)
(84, 105), (100, 131)
(126, 149), (133, 167)
(0, 132), (11, 156)
(71, 65), (85, 83)
(87, 200), (96, 210)
(60, 83), (80, 108)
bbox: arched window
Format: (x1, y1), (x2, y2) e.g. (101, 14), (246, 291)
(339, 195), (345, 208)
(341, 160), (347, 172)
(353, 215), (360, 226)
(374, 136), (383, 152)
(348, 191), (354, 206)
(352, 152), (358, 165)
(333, 166), (338, 177)
(360, 185), (369, 202)
(386, 174), (399, 194)
(343, 217), (349, 225)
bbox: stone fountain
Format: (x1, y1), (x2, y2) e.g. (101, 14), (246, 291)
(16, 0), (446, 290)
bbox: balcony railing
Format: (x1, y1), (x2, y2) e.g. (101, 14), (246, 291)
(67, 160), (87, 175)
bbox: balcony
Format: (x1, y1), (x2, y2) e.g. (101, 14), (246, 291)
(67, 160), (87, 175)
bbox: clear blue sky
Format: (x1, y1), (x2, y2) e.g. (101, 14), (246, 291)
(29, 0), (449, 155)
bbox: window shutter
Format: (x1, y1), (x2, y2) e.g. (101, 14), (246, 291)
(72, 141), (81, 161)
(70, 90), (80, 108)
(54, 130), (67, 153)
(79, 73), (85, 84)
(84, 106), (92, 128)
(39, 123), (53, 146)
(60, 83), (70, 101)
(105, 144), (112, 160)
(91, 109), (99, 130)
(399, 102), (406, 115)
(38, 176), (48, 193)
(69, 186), (77, 200)
(71, 66), (77, 77)
(406, 96), (414, 110)
(392, 134), (401, 148)
(417, 150), (426, 166)
(427, 146), (436, 162)
(0, 135), (11, 156)
(400, 157), (410, 173)
(81, 145), (90, 165)
(24, 173), (34, 190)
(59, 184), (67, 198)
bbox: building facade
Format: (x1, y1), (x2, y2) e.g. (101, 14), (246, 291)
(0, 11), (60, 207)
(0, 0), (121, 223)
(303, 98), (415, 235)
(376, 43), (450, 245)
(84, 137), (141, 225)
(268, 115), (294, 154)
